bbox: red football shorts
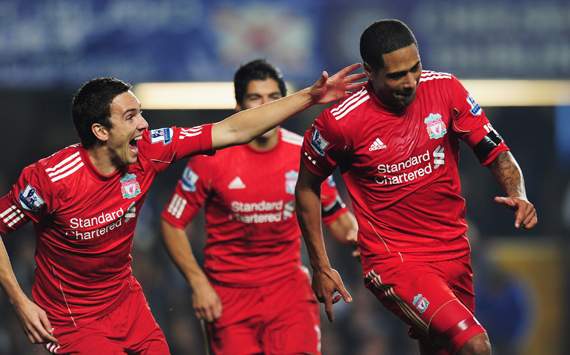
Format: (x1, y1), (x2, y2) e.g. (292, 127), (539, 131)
(46, 281), (169, 354)
(364, 254), (486, 354)
(206, 267), (321, 355)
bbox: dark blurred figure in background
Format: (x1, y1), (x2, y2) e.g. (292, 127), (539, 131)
(473, 245), (532, 355)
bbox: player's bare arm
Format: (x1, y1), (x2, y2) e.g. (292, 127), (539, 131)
(489, 151), (538, 229)
(326, 211), (358, 245)
(161, 220), (222, 322)
(295, 165), (352, 322)
(0, 236), (57, 344)
(211, 63), (365, 149)
(326, 212), (360, 258)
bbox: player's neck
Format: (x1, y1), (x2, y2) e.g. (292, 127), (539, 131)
(370, 82), (407, 115)
(248, 130), (279, 152)
(86, 146), (123, 176)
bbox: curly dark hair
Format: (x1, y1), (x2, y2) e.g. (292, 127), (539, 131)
(360, 19), (418, 72)
(234, 59), (287, 106)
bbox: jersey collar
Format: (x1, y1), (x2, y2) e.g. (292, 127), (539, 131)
(79, 146), (122, 181)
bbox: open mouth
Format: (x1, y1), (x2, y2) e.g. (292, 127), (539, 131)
(129, 136), (142, 154)
(395, 91), (412, 99)
(394, 91), (415, 104)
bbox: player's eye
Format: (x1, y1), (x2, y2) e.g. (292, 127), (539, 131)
(387, 72), (405, 80)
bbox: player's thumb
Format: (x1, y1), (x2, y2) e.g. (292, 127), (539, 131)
(214, 298), (223, 318)
(39, 312), (57, 342)
(494, 196), (516, 208)
(315, 71), (329, 88)
(337, 283), (353, 303)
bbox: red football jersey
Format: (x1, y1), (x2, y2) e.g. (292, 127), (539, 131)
(0, 125), (212, 327)
(301, 71), (509, 271)
(162, 128), (347, 287)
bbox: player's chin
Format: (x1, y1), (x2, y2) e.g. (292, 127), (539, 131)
(261, 127), (278, 139)
(127, 145), (140, 163)
(123, 151), (139, 165)
(127, 154), (139, 165)
(399, 93), (415, 107)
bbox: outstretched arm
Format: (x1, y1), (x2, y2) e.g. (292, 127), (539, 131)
(160, 220), (222, 322)
(211, 63), (365, 149)
(0, 235), (57, 344)
(295, 165), (352, 322)
(488, 151), (538, 229)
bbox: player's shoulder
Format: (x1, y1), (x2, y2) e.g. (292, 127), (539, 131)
(419, 69), (456, 87)
(34, 144), (85, 184)
(138, 127), (173, 154)
(279, 128), (303, 147)
(325, 86), (371, 123)
(187, 151), (217, 166)
(185, 146), (228, 174)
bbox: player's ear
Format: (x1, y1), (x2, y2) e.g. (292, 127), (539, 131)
(363, 62), (374, 79)
(91, 123), (110, 143)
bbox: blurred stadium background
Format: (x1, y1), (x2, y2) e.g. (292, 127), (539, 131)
(1, 0), (569, 354)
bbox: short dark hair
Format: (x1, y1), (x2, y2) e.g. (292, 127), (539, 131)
(360, 19), (418, 72)
(72, 77), (131, 148)
(234, 59), (286, 105)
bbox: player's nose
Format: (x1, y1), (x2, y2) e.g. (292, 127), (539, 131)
(137, 115), (149, 130)
(402, 72), (417, 89)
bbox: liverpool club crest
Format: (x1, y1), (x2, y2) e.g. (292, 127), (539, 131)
(412, 293), (430, 314)
(120, 173), (141, 199)
(424, 113), (447, 139)
(285, 170), (298, 195)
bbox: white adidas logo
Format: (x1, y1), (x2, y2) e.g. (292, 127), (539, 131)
(369, 138), (387, 151)
(228, 176), (246, 189)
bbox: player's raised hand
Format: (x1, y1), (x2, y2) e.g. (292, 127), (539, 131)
(191, 277), (222, 322)
(309, 63), (367, 104)
(494, 196), (538, 229)
(14, 296), (57, 344)
(311, 267), (352, 322)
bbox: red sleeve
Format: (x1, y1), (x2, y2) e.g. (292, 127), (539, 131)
(0, 192), (29, 235)
(161, 156), (212, 229)
(301, 110), (348, 177)
(0, 163), (54, 235)
(320, 176), (348, 225)
(140, 124), (214, 173)
(447, 76), (509, 165)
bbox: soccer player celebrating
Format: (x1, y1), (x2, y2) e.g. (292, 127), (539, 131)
(0, 64), (365, 354)
(161, 59), (358, 355)
(296, 20), (537, 355)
